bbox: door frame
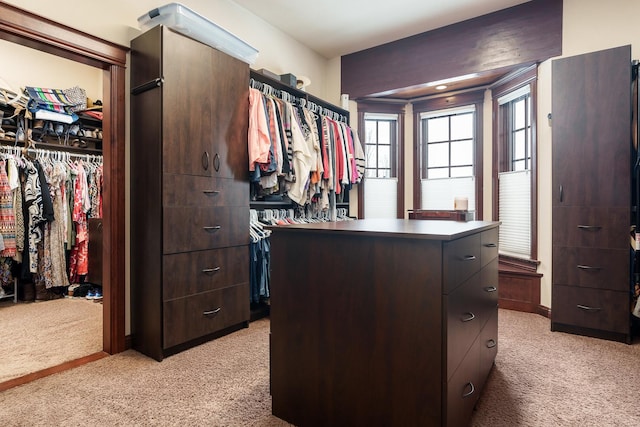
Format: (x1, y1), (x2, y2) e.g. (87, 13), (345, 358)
(0, 2), (128, 354)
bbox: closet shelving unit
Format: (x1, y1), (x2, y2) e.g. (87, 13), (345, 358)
(0, 100), (103, 304)
(248, 69), (351, 217)
(248, 70), (353, 320)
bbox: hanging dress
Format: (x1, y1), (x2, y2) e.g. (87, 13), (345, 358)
(0, 159), (16, 257)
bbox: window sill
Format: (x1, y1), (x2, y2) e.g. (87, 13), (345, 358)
(499, 254), (542, 277)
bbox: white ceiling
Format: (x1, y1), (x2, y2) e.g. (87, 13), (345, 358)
(232, 0), (532, 58)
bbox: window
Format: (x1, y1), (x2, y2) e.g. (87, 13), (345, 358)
(412, 91), (484, 216)
(418, 106), (476, 212)
(492, 66), (538, 263)
(357, 102), (405, 219)
(365, 114), (397, 178)
(361, 113), (399, 218)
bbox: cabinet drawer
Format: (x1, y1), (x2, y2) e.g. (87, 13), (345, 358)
(163, 246), (249, 300)
(163, 283), (249, 349)
(478, 258), (499, 329)
(480, 227), (499, 267)
(552, 247), (628, 291)
(163, 206), (249, 253)
(552, 206), (628, 249)
(446, 336), (480, 427)
(446, 271), (482, 381)
(443, 233), (481, 293)
(163, 174), (248, 207)
(551, 285), (630, 334)
(478, 309), (498, 393)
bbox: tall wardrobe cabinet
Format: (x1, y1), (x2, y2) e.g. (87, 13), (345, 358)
(130, 25), (250, 361)
(551, 45), (632, 343)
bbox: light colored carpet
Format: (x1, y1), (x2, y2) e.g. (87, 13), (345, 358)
(0, 310), (639, 426)
(0, 297), (103, 382)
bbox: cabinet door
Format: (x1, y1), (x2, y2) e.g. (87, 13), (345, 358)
(551, 45), (630, 209)
(162, 27), (214, 176)
(210, 48), (249, 179)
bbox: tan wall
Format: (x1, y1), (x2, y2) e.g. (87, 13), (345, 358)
(6, 0), (640, 326)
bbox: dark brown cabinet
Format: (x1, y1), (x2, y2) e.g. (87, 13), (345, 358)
(130, 25), (250, 361)
(269, 219), (499, 427)
(551, 45), (632, 343)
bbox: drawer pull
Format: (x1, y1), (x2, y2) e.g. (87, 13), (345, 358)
(203, 190), (220, 195)
(462, 382), (475, 398)
(486, 339), (497, 348)
(577, 304), (602, 312)
(202, 267), (221, 275)
(203, 307), (222, 317)
(461, 312), (475, 322)
(484, 286), (497, 293)
(577, 265), (602, 271)
(462, 255), (476, 261)
(203, 226), (222, 232)
(577, 225), (601, 231)
(484, 243), (497, 248)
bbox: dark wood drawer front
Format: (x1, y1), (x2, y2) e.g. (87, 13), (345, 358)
(552, 207), (628, 249)
(478, 309), (498, 392)
(163, 206), (249, 253)
(443, 233), (481, 293)
(552, 247), (627, 291)
(446, 272), (482, 381)
(163, 174), (248, 207)
(446, 336), (480, 427)
(478, 258), (499, 329)
(480, 228), (499, 267)
(552, 285), (630, 334)
(163, 283), (249, 349)
(163, 246), (249, 300)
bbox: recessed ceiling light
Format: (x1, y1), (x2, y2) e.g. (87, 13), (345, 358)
(435, 85), (447, 90)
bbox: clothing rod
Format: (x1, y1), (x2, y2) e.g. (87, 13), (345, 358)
(0, 142), (102, 161)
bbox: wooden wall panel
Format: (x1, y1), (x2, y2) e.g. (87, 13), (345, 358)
(341, 0), (562, 99)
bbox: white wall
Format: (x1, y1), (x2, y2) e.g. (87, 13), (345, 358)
(7, 0), (640, 322)
(2, 0), (334, 335)
(332, 0), (640, 309)
(2, 0), (331, 100)
(535, 0), (640, 307)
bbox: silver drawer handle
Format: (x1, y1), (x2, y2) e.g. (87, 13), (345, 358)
(577, 265), (602, 271)
(461, 312), (475, 322)
(486, 339), (497, 348)
(577, 304), (602, 312)
(462, 255), (476, 261)
(203, 190), (220, 195)
(577, 225), (601, 231)
(203, 307), (222, 317)
(484, 286), (497, 293)
(462, 382), (475, 398)
(484, 243), (497, 248)
(202, 267), (221, 275)
(203, 226), (222, 232)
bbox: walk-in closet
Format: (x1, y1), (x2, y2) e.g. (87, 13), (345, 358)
(0, 3), (127, 390)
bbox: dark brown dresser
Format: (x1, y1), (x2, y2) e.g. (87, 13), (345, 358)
(269, 219), (499, 426)
(130, 25), (250, 361)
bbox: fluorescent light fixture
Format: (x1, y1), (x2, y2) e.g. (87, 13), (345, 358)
(435, 85), (448, 90)
(138, 3), (259, 65)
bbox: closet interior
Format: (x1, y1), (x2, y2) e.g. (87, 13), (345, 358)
(0, 2), (128, 388)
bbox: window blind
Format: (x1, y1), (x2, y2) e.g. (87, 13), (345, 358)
(421, 177), (475, 212)
(364, 178), (398, 218)
(498, 170), (531, 258)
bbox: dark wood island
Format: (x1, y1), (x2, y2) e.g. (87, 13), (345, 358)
(269, 219), (499, 427)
